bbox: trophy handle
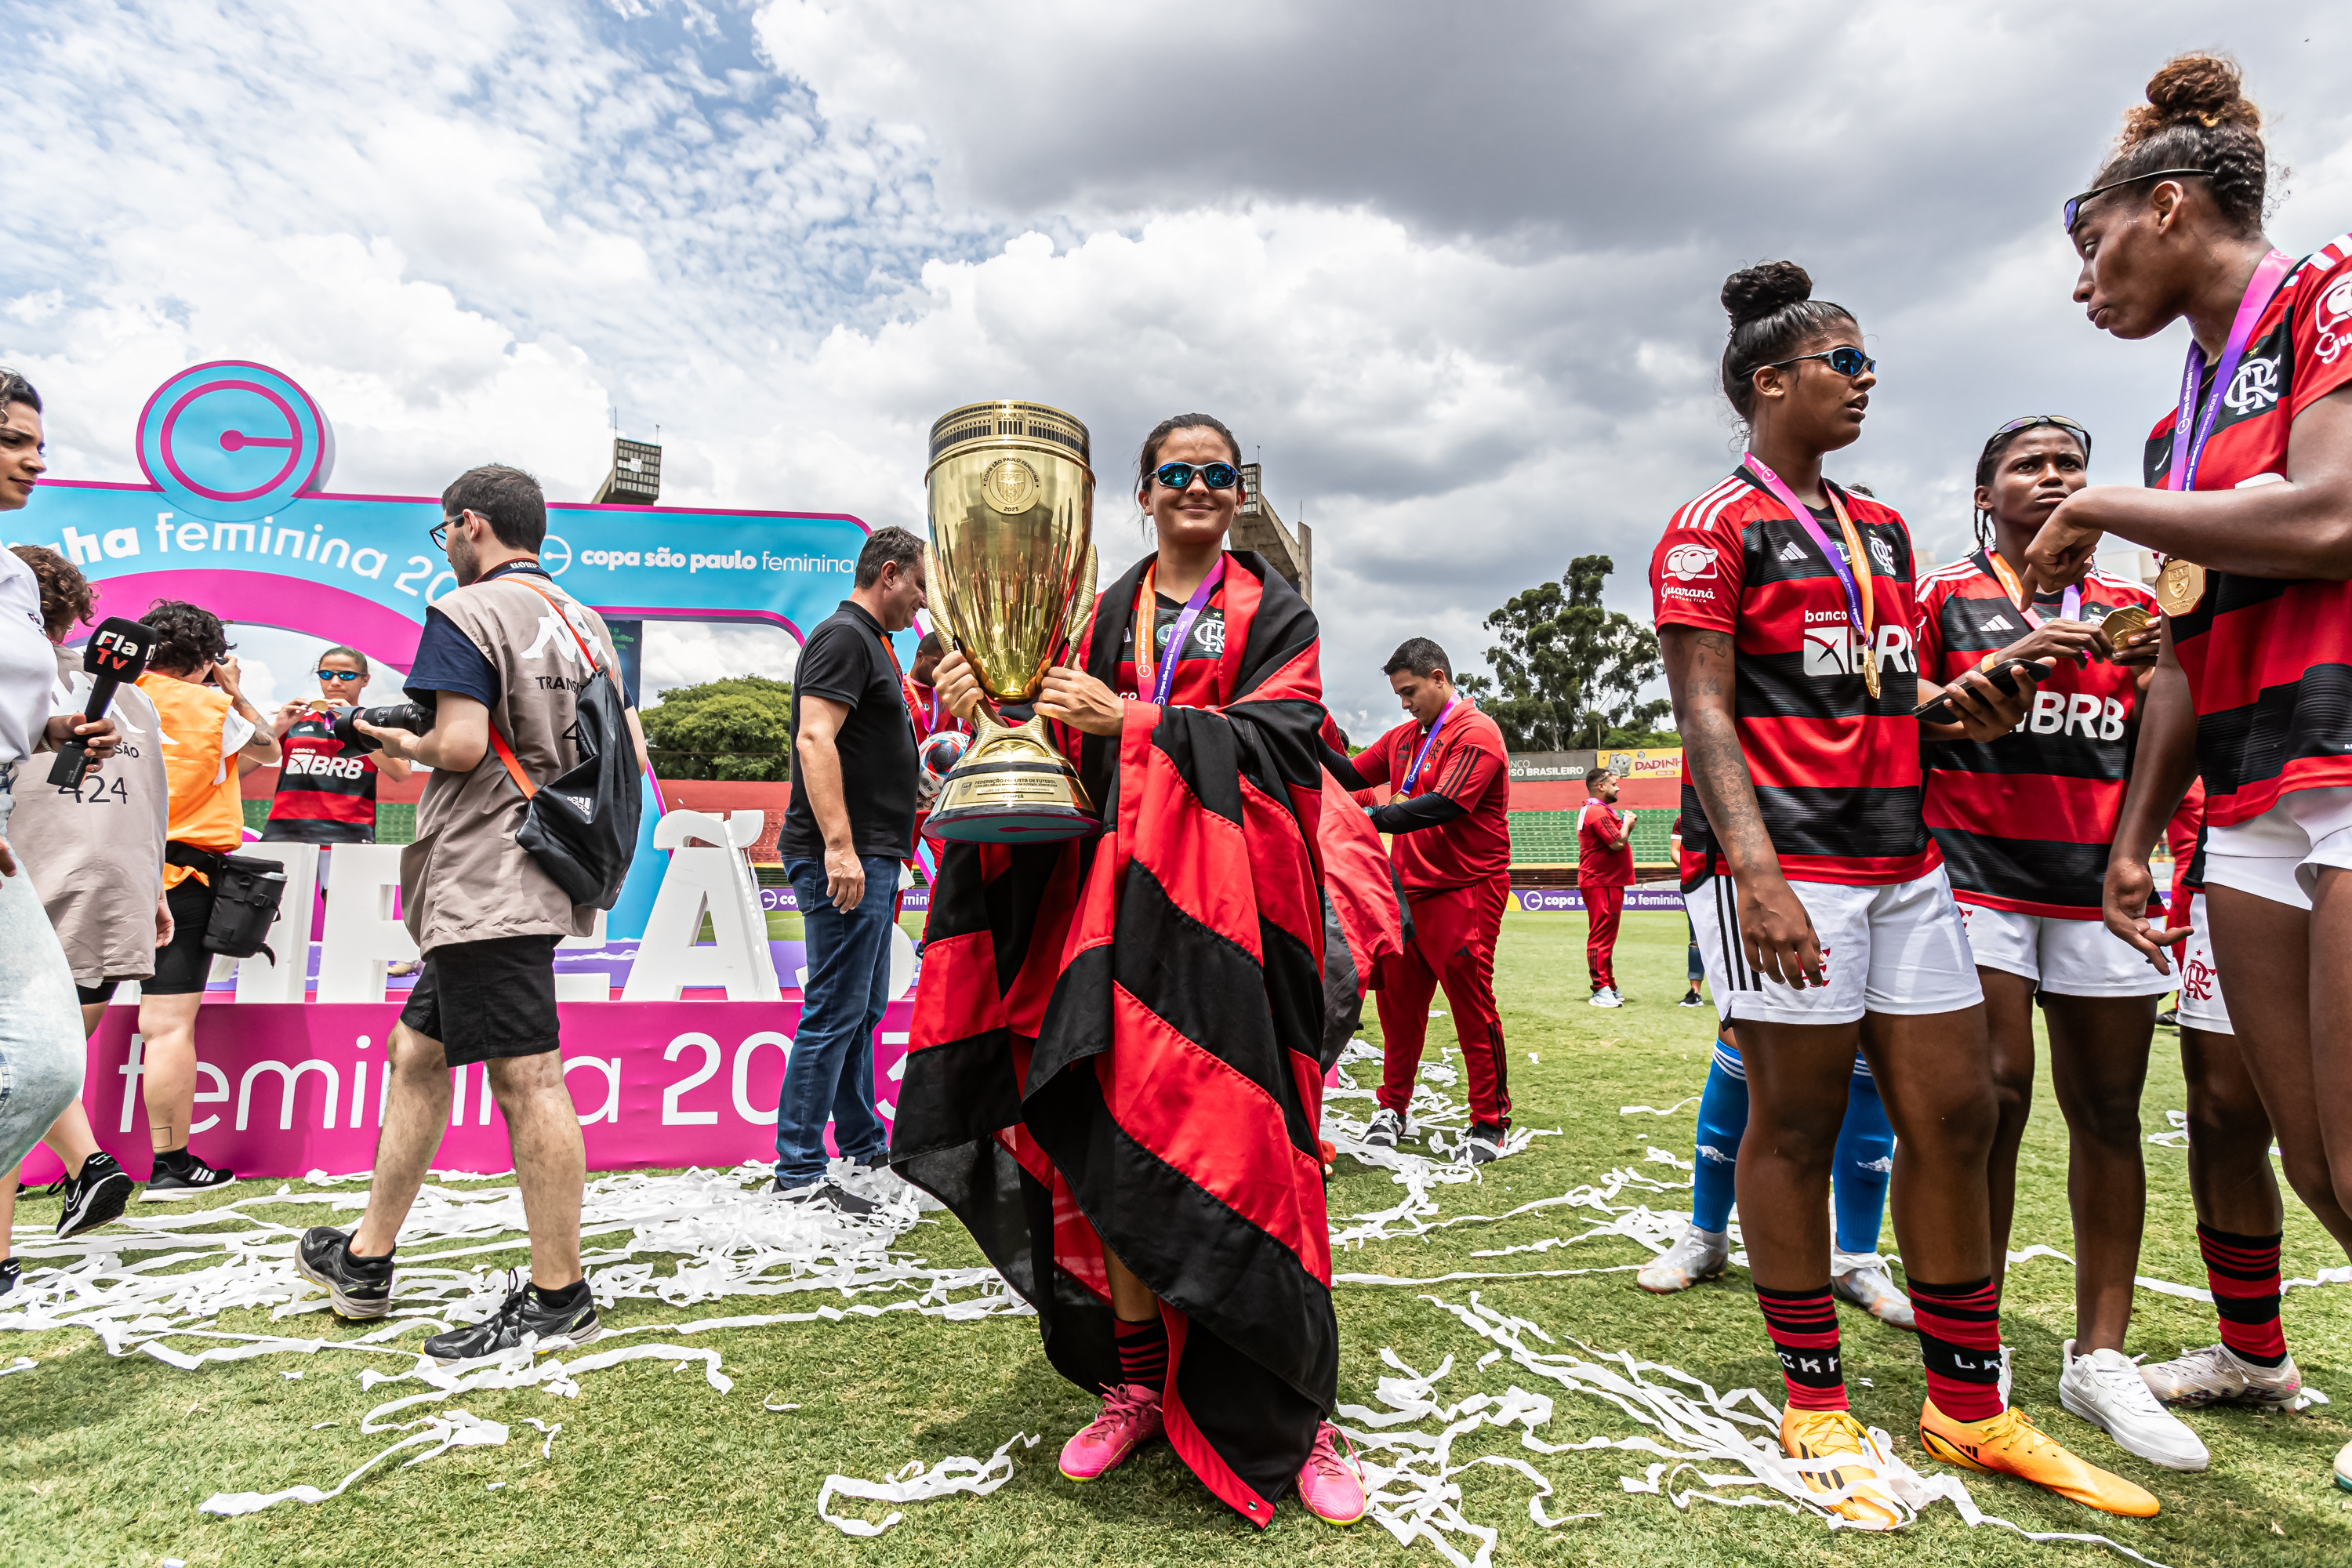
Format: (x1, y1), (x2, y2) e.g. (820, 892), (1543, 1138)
(925, 543), (958, 648)
(1062, 543), (1098, 660)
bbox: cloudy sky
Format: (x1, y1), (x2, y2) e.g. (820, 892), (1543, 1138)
(5, 2), (2347, 729)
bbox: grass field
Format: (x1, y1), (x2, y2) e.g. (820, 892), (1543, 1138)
(5, 910), (2349, 1567)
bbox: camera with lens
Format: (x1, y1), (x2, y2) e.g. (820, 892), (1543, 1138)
(332, 702), (432, 754)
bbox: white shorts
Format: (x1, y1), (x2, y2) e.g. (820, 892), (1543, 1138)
(1956, 902), (2175, 998)
(1684, 866), (1983, 1028)
(2203, 785), (2352, 910)
(2175, 891), (2232, 1035)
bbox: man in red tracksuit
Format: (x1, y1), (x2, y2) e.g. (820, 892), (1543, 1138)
(1323, 637), (1515, 1164)
(1577, 766), (1635, 1007)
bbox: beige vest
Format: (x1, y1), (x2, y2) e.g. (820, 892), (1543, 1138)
(403, 573), (620, 953)
(15, 646), (172, 984)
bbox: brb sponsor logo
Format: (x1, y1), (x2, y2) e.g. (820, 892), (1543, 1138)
(284, 750), (368, 781)
(1800, 612), (1915, 681)
(2026, 691), (2127, 740)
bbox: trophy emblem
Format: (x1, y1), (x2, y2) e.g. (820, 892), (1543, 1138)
(923, 400), (1102, 842)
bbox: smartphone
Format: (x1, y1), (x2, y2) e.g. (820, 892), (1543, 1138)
(1913, 657), (2049, 728)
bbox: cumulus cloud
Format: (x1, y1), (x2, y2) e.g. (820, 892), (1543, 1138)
(5, 0), (2349, 729)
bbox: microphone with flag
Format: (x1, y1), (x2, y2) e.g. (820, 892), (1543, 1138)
(46, 617), (157, 788)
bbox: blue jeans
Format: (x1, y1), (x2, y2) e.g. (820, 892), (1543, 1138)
(773, 855), (897, 1186)
(0, 774), (89, 1174)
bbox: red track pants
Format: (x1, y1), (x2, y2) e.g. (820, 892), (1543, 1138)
(1581, 880), (1624, 990)
(1374, 874), (1512, 1127)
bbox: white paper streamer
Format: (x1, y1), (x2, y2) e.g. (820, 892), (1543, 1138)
(815, 1431), (1039, 1536)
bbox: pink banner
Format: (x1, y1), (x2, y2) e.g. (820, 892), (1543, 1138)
(19, 1000), (913, 1184)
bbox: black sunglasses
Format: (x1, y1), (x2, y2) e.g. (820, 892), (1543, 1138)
(2062, 168), (2212, 234)
(1766, 346), (1875, 379)
(1152, 461), (1240, 492)
(1984, 414), (2092, 463)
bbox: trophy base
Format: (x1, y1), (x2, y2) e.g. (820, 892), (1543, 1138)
(926, 712), (1101, 844)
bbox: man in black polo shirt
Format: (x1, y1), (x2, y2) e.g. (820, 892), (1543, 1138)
(774, 525), (925, 1212)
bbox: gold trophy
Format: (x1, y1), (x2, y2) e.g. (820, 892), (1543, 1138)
(923, 400), (1102, 842)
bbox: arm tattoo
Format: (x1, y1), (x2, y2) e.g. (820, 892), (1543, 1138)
(1668, 629), (1777, 880)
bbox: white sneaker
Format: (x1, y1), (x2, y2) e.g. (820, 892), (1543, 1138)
(1588, 987), (1623, 1009)
(1362, 1108), (1406, 1149)
(2060, 1340), (2211, 1472)
(2137, 1342), (2303, 1408)
(1829, 1256), (1915, 1330)
(1637, 1224), (1729, 1294)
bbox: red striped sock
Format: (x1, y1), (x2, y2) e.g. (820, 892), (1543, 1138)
(1910, 1276), (2003, 1423)
(2198, 1222), (2288, 1367)
(1755, 1283), (1847, 1411)
(1114, 1315), (1167, 1390)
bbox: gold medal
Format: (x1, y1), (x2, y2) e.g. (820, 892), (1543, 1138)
(2101, 604), (2154, 648)
(2154, 558), (2207, 618)
(1862, 659), (1882, 700)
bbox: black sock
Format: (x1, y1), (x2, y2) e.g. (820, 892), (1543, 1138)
(1114, 1315), (1168, 1390)
(153, 1147), (194, 1174)
(530, 1279), (591, 1310)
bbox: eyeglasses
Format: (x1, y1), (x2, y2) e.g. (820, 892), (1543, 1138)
(430, 516), (455, 550)
(315, 669), (364, 683)
(2062, 168), (2212, 234)
(1984, 414), (2092, 463)
(1766, 347), (1875, 379)
(1152, 461), (1240, 492)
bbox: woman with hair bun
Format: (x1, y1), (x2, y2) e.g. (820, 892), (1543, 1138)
(1653, 263), (2158, 1521)
(898, 413), (1366, 1528)
(2031, 53), (2352, 1490)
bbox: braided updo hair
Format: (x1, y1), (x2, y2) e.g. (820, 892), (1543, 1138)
(2089, 54), (2268, 234)
(1718, 261), (1858, 424)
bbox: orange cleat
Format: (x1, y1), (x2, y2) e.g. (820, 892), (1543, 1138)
(1778, 1408), (1905, 1530)
(1918, 1399), (2160, 1517)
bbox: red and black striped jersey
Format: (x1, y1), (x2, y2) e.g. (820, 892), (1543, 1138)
(1650, 468), (1933, 888)
(2149, 235), (2352, 827)
(1348, 706), (1511, 891)
(1112, 585), (1229, 709)
(263, 712), (379, 843)
(1914, 553), (2158, 916)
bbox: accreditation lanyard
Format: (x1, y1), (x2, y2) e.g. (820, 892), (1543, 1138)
(1745, 453), (1879, 697)
(877, 630), (917, 739)
(1401, 699), (1459, 796)
(1134, 555), (1226, 707)
(2169, 249), (2298, 493)
(1981, 550), (2079, 627)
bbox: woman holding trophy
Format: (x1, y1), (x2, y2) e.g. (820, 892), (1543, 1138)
(894, 406), (1364, 1529)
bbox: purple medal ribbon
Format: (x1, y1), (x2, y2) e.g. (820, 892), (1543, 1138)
(1148, 556), (1226, 707)
(1744, 452), (1874, 666)
(1403, 699), (1459, 795)
(2169, 249), (2297, 492)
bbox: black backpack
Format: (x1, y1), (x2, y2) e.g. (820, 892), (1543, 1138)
(487, 579), (643, 909)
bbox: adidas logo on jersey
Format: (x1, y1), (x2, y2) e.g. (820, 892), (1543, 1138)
(1981, 614), (2016, 632)
(1777, 541), (1807, 561)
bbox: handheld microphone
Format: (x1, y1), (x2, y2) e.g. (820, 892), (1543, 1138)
(46, 617), (159, 788)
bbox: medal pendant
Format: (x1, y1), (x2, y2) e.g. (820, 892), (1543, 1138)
(2154, 558), (2207, 618)
(1862, 658), (1882, 700)
(2101, 605), (2154, 648)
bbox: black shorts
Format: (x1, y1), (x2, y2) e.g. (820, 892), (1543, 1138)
(77, 978), (130, 1006)
(146, 877), (219, 996)
(399, 935), (563, 1068)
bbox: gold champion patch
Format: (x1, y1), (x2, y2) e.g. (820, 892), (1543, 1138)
(979, 457), (1040, 514)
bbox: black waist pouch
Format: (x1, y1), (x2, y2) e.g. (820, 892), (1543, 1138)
(166, 842), (288, 964)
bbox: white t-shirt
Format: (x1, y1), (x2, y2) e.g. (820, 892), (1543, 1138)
(0, 550), (55, 768)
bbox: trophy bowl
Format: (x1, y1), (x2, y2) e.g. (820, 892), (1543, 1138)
(923, 400), (1102, 843)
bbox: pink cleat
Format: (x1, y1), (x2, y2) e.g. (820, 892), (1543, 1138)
(1296, 1421), (1368, 1525)
(1058, 1383), (1163, 1481)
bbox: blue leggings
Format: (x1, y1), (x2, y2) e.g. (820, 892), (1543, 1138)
(1690, 1036), (1893, 1256)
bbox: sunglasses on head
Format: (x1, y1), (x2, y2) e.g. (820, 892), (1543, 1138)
(1152, 461), (1240, 492)
(1766, 346), (1875, 379)
(2061, 168), (2212, 234)
(1984, 415), (2092, 463)
(315, 669), (364, 683)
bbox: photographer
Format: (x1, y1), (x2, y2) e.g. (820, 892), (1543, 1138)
(132, 599), (280, 1197)
(0, 546), (162, 1259)
(0, 369), (119, 1204)
(295, 464), (648, 1360)
(262, 644), (410, 844)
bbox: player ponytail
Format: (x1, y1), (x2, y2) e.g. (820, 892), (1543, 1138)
(1719, 261), (1858, 426)
(2089, 54), (2269, 236)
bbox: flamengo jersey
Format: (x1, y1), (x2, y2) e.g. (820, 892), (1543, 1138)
(1348, 706), (1512, 891)
(266, 711), (379, 842)
(1650, 468), (1933, 887)
(1915, 554), (2158, 916)
(2149, 234), (2352, 827)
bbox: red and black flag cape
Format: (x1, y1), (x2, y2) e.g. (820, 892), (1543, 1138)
(894, 549), (1334, 1526)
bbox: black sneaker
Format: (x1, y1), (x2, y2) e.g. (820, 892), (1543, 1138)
(422, 1276), (602, 1363)
(1467, 1122), (1510, 1166)
(143, 1152), (236, 1200)
(772, 1178), (881, 1216)
(1678, 990), (1704, 1008)
(2157, 1007), (2180, 1028)
(51, 1152), (134, 1238)
(295, 1227), (395, 1319)
(0, 1258), (19, 1298)
(1363, 1108), (1405, 1149)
